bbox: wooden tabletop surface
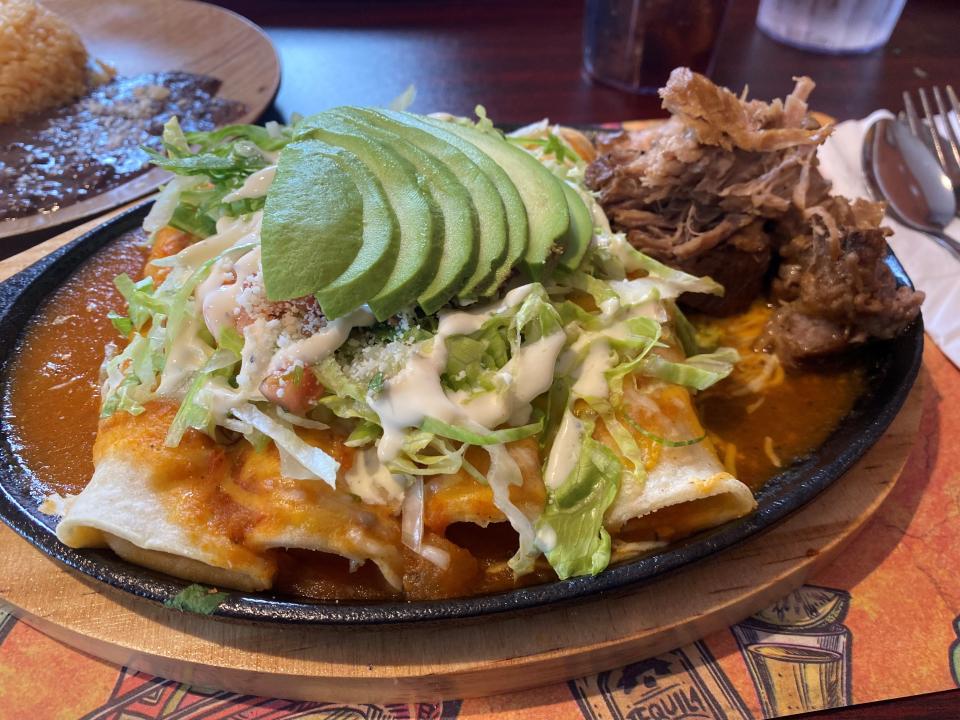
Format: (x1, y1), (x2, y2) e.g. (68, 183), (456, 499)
(213, 0), (957, 125)
(5, 0), (958, 716)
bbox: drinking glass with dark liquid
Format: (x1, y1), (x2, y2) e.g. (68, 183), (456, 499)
(583, 0), (728, 94)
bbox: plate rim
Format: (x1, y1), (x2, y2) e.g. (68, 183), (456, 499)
(0, 203), (925, 625)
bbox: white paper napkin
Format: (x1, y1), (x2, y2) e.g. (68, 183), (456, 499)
(816, 110), (960, 366)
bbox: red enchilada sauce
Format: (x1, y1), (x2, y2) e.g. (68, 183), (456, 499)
(4, 231), (863, 600)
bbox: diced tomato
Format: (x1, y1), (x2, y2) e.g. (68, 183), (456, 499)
(259, 367), (325, 416)
(143, 226), (194, 283)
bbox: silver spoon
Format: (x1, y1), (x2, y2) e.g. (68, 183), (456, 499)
(861, 117), (960, 260)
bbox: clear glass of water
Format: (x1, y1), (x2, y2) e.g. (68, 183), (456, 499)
(756, 0), (907, 54)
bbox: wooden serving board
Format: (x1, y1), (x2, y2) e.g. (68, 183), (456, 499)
(0, 212), (924, 703)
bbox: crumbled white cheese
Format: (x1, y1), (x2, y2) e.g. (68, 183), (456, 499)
(341, 335), (421, 385)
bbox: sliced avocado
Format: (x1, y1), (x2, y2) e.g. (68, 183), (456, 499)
(379, 110), (529, 298)
(423, 117), (569, 282)
(313, 145), (399, 319)
(261, 140), (364, 301)
(328, 108), (479, 315)
(296, 115), (439, 321)
(355, 108), (509, 300)
(557, 182), (592, 272)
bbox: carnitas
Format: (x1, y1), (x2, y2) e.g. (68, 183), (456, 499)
(585, 67), (922, 367)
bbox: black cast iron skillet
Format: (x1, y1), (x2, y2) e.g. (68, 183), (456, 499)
(0, 203), (924, 625)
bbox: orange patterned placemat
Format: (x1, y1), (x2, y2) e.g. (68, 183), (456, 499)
(0, 340), (955, 720)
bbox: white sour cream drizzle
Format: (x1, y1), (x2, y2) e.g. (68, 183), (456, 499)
(571, 340), (613, 399)
(223, 165), (277, 202)
(369, 283), (565, 463)
(559, 296), (666, 402)
(344, 447), (406, 507)
(156, 315), (211, 397)
(149, 214), (267, 401)
(544, 409), (585, 491)
(198, 246), (262, 340)
(447, 331), (567, 428)
(164, 212), (263, 278)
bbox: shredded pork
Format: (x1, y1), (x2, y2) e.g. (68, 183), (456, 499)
(762, 198), (923, 363)
(585, 67), (922, 365)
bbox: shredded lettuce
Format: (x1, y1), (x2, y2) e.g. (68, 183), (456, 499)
(443, 334), (500, 392)
(508, 132), (580, 164)
(622, 413), (705, 448)
(540, 375), (571, 457)
(667, 300), (706, 356)
(170, 203), (217, 238)
(565, 270), (620, 309)
(164, 583), (228, 614)
(231, 404), (339, 486)
(387, 433), (466, 477)
(345, 421), (382, 448)
(604, 318), (662, 404)
(276, 406), (329, 430)
(107, 311), (133, 338)
(165, 348), (239, 447)
(537, 415), (621, 579)
(184, 123), (295, 153)
(640, 348), (739, 391)
(162, 116), (191, 157)
(320, 395), (379, 424)
(143, 118), (292, 240)
(388, 84), (417, 112)
(589, 400), (648, 483)
(113, 274), (165, 330)
(143, 175), (205, 234)
(440, 283), (562, 396)
(605, 234), (724, 297)
(420, 416), (543, 446)
(511, 285), (563, 346)
(484, 442), (538, 574)
(217, 326), (244, 355)
(165, 243), (256, 352)
(100, 332), (162, 418)
(472, 104), (497, 134)
(314, 356), (368, 404)
(587, 232), (724, 301)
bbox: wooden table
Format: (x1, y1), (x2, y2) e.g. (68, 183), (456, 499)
(213, 0), (957, 124)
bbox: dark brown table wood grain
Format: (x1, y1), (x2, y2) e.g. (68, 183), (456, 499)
(215, 0), (957, 124)
(206, 2), (959, 718)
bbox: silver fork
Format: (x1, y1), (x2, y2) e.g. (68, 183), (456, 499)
(902, 85), (960, 214)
